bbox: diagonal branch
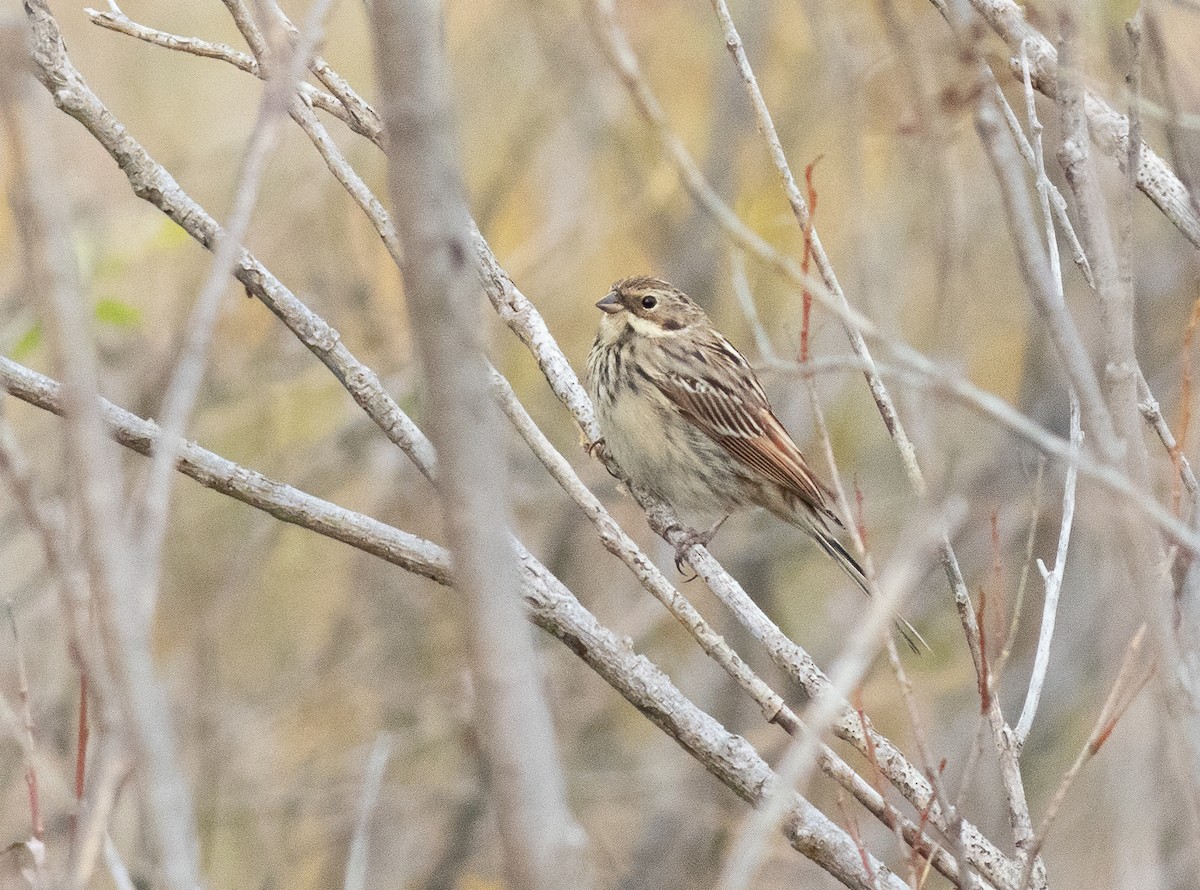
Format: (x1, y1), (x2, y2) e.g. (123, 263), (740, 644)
(0, 353), (907, 890)
(961, 0), (1200, 248)
(134, 0), (338, 624)
(82, 2), (1200, 559)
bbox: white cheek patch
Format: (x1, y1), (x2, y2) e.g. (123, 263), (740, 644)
(626, 312), (674, 338)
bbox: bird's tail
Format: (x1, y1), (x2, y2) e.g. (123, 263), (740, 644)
(805, 520), (929, 656)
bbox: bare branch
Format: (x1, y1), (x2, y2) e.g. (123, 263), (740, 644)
(972, 67), (1115, 453)
(0, 354), (908, 890)
(960, 0), (1200, 247)
(85, 8), (373, 138)
(135, 0), (338, 624)
(0, 356), (450, 583)
(1017, 625), (1156, 890)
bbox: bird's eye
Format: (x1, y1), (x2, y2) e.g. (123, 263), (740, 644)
(641, 295), (658, 309)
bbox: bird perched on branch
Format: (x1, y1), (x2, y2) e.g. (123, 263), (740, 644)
(586, 275), (924, 653)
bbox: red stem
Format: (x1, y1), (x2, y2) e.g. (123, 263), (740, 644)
(799, 156), (823, 363)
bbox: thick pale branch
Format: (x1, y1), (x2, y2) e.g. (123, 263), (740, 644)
(0, 354), (903, 890)
(963, 0), (1200, 248)
(0, 357), (450, 583)
(84, 0), (1198, 559)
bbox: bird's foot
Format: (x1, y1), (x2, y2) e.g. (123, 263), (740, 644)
(669, 513), (731, 576)
(586, 437), (622, 479)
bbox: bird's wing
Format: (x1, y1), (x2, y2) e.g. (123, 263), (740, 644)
(651, 331), (838, 520)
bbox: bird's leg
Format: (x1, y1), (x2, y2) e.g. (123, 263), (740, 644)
(670, 512), (732, 575)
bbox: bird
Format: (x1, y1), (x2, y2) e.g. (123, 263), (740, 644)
(586, 275), (925, 653)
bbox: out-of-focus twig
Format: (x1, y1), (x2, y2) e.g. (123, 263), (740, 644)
(999, 460), (1045, 674)
(371, 1), (591, 885)
(85, 8), (372, 138)
(103, 835), (137, 890)
(971, 61), (1114, 456)
(5, 601), (44, 845)
(343, 733), (393, 890)
(17, 6), (203, 884)
(1017, 625), (1156, 890)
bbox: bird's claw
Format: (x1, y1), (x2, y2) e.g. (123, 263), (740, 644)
(586, 438), (622, 479)
(669, 524), (717, 579)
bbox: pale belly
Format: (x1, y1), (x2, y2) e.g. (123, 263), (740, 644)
(597, 386), (757, 522)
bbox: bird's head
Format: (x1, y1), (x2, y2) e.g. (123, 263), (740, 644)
(595, 276), (707, 338)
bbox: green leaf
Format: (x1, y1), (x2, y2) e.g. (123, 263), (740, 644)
(10, 321), (43, 360)
(149, 217), (191, 250)
(94, 297), (143, 328)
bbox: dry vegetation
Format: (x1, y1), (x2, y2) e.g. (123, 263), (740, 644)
(2, 0), (1200, 888)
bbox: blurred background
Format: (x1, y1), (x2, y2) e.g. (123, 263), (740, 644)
(2, 0), (1199, 887)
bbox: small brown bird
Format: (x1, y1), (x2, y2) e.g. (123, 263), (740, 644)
(586, 275), (924, 652)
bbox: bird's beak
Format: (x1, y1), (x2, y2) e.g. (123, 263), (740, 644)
(595, 291), (623, 314)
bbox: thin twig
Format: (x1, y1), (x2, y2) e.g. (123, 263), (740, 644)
(1015, 394), (1082, 747)
(998, 459), (1046, 674)
(972, 63), (1115, 456)
(987, 67), (1093, 287)
(729, 249), (776, 361)
(6, 601), (44, 843)
(705, 0), (923, 491)
(85, 9), (366, 136)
